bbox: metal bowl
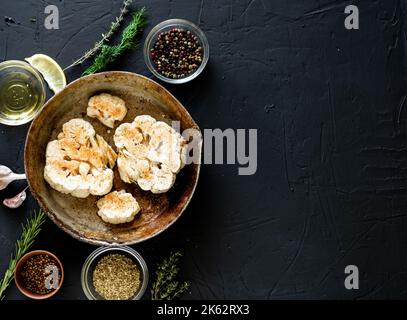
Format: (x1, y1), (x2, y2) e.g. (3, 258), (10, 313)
(25, 72), (201, 245)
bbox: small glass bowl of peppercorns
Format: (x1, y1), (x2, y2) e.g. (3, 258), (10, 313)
(144, 19), (209, 84)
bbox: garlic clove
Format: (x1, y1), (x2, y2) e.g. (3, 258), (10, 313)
(3, 187), (28, 209)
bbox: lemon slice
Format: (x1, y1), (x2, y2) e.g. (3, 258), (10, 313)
(25, 54), (67, 94)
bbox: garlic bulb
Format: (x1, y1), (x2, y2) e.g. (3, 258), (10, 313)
(0, 165), (26, 190)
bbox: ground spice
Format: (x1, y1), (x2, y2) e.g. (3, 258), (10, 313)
(21, 254), (60, 295)
(150, 28), (204, 79)
(93, 253), (140, 300)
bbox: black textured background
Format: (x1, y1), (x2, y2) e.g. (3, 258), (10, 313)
(0, 0), (406, 299)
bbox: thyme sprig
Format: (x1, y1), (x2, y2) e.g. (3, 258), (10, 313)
(64, 0), (134, 71)
(151, 251), (190, 300)
(0, 210), (46, 300)
(82, 7), (147, 76)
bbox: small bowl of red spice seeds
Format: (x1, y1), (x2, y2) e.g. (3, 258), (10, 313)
(144, 19), (209, 84)
(14, 250), (64, 299)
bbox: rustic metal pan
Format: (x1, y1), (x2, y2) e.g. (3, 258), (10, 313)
(24, 72), (201, 246)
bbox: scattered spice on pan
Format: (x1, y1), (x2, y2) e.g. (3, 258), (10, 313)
(93, 253), (140, 300)
(150, 28), (203, 79)
(21, 254), (60, 295)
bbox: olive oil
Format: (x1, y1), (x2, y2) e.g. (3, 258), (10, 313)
(0, 61), (45, 126)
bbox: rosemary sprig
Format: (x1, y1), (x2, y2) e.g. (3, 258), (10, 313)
(151, 251), (190, 300)
(82, 8), (147, 76)
(0, 210), (46, 300)
(64, 0), (133, 71)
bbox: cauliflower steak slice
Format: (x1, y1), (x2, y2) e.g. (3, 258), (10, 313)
(114, 115), (187, 194)
(87, 93), (127, 128)
(44, 118), (117, 198)
(96, 190), (140, 224)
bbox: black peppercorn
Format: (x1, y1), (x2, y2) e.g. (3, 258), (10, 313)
(151, 28), (204, 79)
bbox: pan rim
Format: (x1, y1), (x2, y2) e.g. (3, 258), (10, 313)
(24, 71), (202, 246)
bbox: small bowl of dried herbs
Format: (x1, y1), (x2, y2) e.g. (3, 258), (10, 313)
(81, 246), (148, 300)
(144, 19), (209, 84)
(14, 250), (64, 299)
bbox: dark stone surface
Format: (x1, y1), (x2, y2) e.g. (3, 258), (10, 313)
(0, 0), (406, 299)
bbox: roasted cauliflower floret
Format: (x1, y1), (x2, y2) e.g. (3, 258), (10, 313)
(58, 118), (95, 145)
(96, 190), (140, 224)
(87, 93), (127, 128)
(114, 115), (187, 194)
(44, 118), (117, 198)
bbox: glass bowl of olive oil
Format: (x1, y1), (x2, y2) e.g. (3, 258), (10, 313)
(0, 60), (46, 126)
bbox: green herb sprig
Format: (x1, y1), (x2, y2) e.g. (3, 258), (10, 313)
(64, 0), (134, 71)
(82, 7), (147, 76)
(151, 251), (190, 300)
(0, 210), (46, 300)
